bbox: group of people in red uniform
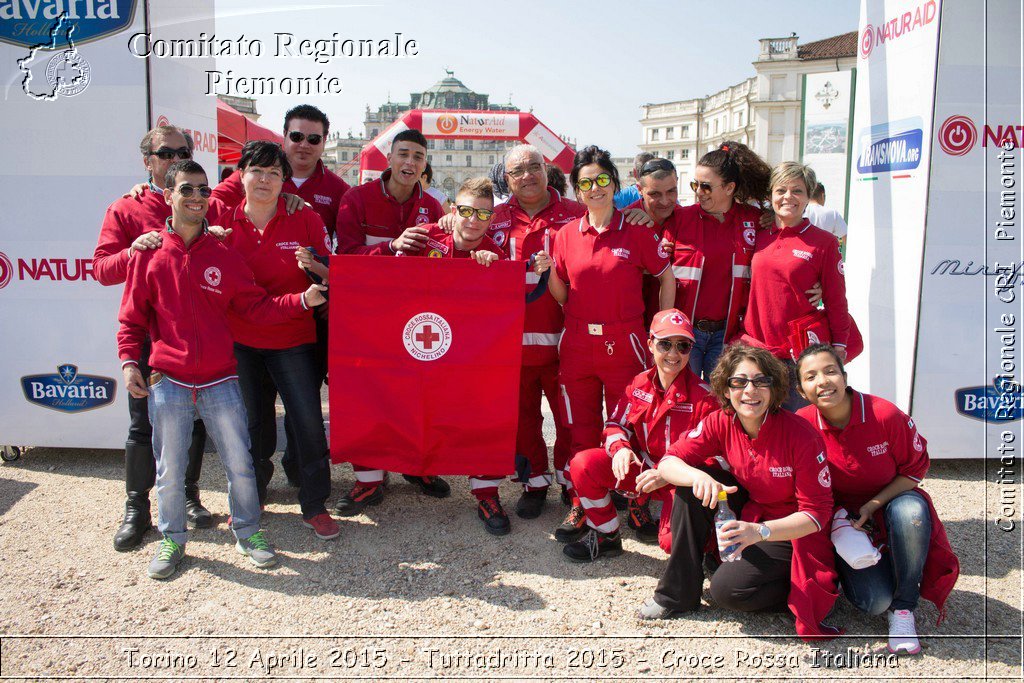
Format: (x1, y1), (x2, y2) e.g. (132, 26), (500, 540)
(96, 105), (958, 653)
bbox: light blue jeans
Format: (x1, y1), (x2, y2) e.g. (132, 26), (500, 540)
(688, 328), (726, 381)
(149, 378), (261, 545)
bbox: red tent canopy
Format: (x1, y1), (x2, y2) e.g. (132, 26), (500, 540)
(216, 100), (283, 165)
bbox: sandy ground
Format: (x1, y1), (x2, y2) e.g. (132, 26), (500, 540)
(0, 406), (1022, 682)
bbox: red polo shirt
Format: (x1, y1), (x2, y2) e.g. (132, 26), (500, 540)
(408, 224), (505, 260)
(664, 409), (833, 530)
(213, 160), (349, 239)
(490, 188), (585, 365)
(552, 211), (670, 324)
(222, 198), (329, 349)
(335, 169), (444, 256)
(796, 389), (929, 512)
(743, 219), (849, 356)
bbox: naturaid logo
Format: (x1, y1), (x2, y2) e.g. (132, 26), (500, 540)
(436, 114), (458, 135)
(859, 24), (874, 58)
(938, 115), (977, 156)
(859, 0), (937, 60)
(403, 312), (452, 362)
(0, 252), (12, 289)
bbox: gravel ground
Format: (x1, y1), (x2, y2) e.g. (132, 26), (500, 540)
(0, 405), (1022, 682)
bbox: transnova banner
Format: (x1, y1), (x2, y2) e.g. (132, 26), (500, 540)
(845, 0), (941, 437)
(0, 1), (215, 449)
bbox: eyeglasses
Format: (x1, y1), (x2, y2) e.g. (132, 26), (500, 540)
(506, 162), (544, 179)
(244, 167), (284, 182)
(727, 375), (774, 389)
(655, 339), (693, 354)
(640, 159), (676, 177)
(287, 131), (323, 145)
(455, 205), (494, 221)
(150, 147), (191, 161)
(175, 184), (212, 198)
(689, 180), (721, 193)
(576, 173), (612, 192)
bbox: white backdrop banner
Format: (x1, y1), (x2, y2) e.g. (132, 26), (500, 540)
(802, 70), (854, 218)
(0, 1), (214, 450)
(912, 0), (1023, 457)
(845, 0), (941, 418)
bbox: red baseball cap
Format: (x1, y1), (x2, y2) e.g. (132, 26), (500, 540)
(649, 309), (695, 341)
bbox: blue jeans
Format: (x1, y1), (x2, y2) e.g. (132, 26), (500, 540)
(234, 343), (331, 518)
(836, 490), (932, 614)
(149, 378), (261, 545)
(688, 328), (726, 381)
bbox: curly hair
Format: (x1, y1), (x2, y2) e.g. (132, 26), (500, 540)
(697, 140), (772, 206)
(709, 344), (790, 414)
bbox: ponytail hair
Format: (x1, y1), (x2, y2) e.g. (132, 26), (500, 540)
(697, 140), (771, 207)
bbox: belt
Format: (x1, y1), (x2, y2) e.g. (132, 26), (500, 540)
(565, 317), (643, 336)
(694, 319), (726, 333)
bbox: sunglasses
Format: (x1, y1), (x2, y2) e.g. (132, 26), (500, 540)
(727, 375), (774, 389)
(689, 180), (721, 193)
(640, 159), (676, 177)
(455, 205), (494, 221)
(655, 339), (693, 354)
(506, 162), (544, 179)
(577, 173), (612, 192)
(150, 147), (191, 161)
(175, 184), (212, 198)
(288, 131), (323, 145)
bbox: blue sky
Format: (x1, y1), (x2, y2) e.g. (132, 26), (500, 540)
(216, 0), (860, 156)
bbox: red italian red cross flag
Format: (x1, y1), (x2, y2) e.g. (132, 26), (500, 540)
(328, 255), (524, 475)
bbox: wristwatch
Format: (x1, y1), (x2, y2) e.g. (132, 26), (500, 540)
(758, 523), (771, 542)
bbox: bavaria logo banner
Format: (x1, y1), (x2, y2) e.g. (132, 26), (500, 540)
(0, 0), (138, 48)
(954, 381), (1024, 422)
(20, 363), (116, 412)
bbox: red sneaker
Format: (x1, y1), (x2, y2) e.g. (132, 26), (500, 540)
(302, 512), (341, 540)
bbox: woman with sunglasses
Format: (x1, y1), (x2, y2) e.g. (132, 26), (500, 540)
(220, 141), (340, 541)
(533, 145), (675, 543)
(637, 344), (840, 642)
(661, 141), (772, 381)
(563, 309), (717, 562)
(741, 162), (850, 410)
(794, 344), (959, 654)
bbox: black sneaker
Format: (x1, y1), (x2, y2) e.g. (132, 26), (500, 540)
(477, 497), (511, 536)
(515, 489), (547, 519)
(402, 475), (451, 498)
(333, 482), (384, 516)
(610, 490), (629, 511)
(563, 528), (623, 562)
(554, 505), (588, 543)
(626, 498), (658, 543)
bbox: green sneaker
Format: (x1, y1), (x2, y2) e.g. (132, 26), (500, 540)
(236, 530), (277, 568)
(147, 535), (185, 580)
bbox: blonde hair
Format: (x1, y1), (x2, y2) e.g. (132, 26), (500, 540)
(456, 177), (494, 202)
(769, 161), (817, 197)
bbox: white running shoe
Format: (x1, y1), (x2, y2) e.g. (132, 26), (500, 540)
(887, 609), (922, 654)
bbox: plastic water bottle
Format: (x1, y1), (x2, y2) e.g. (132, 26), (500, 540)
(715, 490), (742, 562)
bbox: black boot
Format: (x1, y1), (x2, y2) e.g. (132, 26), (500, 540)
(114, 442), (156, 551)
(184, 421), (211, 527)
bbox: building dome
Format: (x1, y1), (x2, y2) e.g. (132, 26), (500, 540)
(423, 71), (472, 95)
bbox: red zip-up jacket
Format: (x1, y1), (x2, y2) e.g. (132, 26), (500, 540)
(94, 186), (171, 286)
(213, 160), (350, 239)
(488, 188), (585, 366)
(335, 169), (443, 256)
(743, 219), (849, 357)
(797, 389), (959, 623)
(118, 222), (309, 387)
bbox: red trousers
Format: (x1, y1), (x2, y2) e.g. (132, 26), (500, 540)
(570, 446), (674, 551)
(515, 361), (571, 492)
(558, 319), (648, 460)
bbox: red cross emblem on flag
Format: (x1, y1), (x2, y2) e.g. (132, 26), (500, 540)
(404, 312), (452, 361)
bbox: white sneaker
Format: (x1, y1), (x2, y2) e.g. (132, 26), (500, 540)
(887, 609), (921, 654)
